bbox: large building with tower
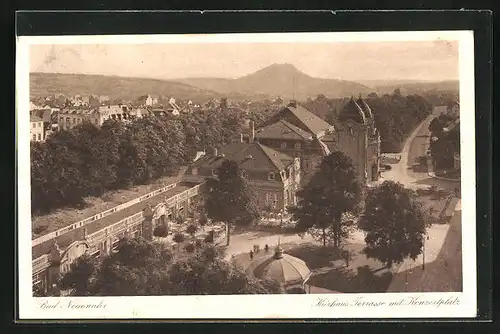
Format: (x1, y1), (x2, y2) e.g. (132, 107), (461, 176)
(233, 98), (381, 185)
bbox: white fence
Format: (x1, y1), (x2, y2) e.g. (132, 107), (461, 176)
(32, 182), (179, 247)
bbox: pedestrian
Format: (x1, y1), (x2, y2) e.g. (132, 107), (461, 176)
(249, 250), (254, 260)
(264, 244), (269, 253)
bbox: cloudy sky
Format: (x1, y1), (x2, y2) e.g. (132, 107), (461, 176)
(30, 40), (459, 82)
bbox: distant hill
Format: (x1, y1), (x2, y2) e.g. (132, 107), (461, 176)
(29, 72), (223, 103)
(175, 63), (372, 101)
(371, 80), (459, 95)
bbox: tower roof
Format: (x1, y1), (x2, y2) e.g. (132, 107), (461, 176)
(356, 96), (374, 119)
(338, 97), (366, 124)
(246, 249), (311, 286)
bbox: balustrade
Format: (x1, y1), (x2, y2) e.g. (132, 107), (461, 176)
(32, 182), (180, 247)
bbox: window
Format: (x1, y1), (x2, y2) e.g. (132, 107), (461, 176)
(281, 142), (287, 149)
(32, 134), (36, 141)
(32, 123), (36, 128)
(59, 117), (63, 123)
(191, 167), (198, 175)
(72, 118), (76, 124)
(66, 117), (70, 124)
(266, 192), (278, 207)
(268, 172), (275, 180)
(37, 133), (41, 141)
(295, 142), (301, 149)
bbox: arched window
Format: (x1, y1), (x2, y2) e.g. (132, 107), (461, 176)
(268, 172), (275, 180)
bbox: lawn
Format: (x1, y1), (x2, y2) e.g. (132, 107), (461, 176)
(413, 185), (457, 225)
(308, 265), (393, 293)
(435, 168), (461, 180)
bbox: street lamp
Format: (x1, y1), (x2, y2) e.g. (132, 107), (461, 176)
(423, 232), (430, 271)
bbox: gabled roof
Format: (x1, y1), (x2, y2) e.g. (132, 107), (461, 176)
(256, 119), (313, 140)
(280, 104), (332, 135)
(30, 115), (43, 123)
(443, 118), (460, 133)
(192, 142), (294, 172)
(338, 97), (366, 124)
(59, 108), (99, 116)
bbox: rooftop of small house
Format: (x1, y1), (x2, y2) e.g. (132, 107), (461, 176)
(191, 142), (296, 173)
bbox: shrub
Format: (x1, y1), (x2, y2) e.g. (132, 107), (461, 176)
(173, 232), (185, 244)
(195, 239), (203, 248)
(185, 243), (195, 253)
(153, 224), (168, 238)
(186, 224), (198, 237)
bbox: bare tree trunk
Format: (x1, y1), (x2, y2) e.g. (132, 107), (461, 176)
(322, 228), (326, 247)
(226, 222), (231, 246)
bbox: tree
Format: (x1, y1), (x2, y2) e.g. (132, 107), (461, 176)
(173, 232), (185, 248)
(165, 244), (284, 295)
(90, 238), (174, 296)
(60, 239), (282, 296)
(358, 181), (428, 268)
(205, 159), (260, 245)
(289, 150), (362, 248)
(58, 254), (100, 296)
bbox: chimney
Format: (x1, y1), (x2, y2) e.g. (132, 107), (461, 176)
(213, 147), (218, 156)
(249, 121), (255, 143)
(240, 133), (244, 143)
(288, 100), (297, 108)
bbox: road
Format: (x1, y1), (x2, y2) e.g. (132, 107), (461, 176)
(383, 109), (462, 292)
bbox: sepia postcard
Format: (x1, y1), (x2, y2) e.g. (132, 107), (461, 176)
(17, 31), (476, 320)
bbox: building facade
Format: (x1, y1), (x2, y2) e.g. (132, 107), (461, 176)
(30, 115), (45, 142)
(184, 141), (301, 212)
(332, 97), (381, 182)
(58, 105), (132, 131)
(238, 99), (380, 185)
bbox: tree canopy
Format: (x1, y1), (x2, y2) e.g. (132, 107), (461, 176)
(57, 237), (283, 296)
(205, 159), (260, 245)
(32, 100), (277, 215)
(358, 181), (428, 267)
(289, 150), (362, 248)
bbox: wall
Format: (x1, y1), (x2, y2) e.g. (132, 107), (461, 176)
(30, 121), (45, 142)
(334, 120), (367, 182)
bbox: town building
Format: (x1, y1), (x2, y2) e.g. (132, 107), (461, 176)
(166, 97), (181, 115)
(99, 95), (110, 105)
(184, 138), (302, 212)
(237, 99), (381, 185)
(138, 95), (159, 107)
(57, 105), (131, 131)
(429, 101), (460, 172)
(30, 115), (45, 142)
(332, 97), (381, 182)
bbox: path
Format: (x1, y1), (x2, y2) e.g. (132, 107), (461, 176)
(382, 108), (462, 292)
